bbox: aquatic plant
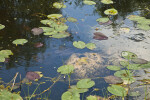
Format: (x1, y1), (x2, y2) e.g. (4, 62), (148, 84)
(12, 39), (28, 46)
(0, 24), (5, 30)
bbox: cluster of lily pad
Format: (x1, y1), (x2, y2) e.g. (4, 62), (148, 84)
(0, 50), (13, 62)
(106, 51), (150, 98)
(73, 41), (96, 50)
(40, 14), (77, 38)
(127, 15), (150, 31)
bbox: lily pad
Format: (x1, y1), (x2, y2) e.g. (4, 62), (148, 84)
(0, 57), (5, 62)
(55, 24), (68, 32)
(104, 8), (118, 15)
(40, 27), (54, 32)
(93, 32), (108, 40)
(107, 65), (121, 71)
(86, 43), (96, 50)
(51, 32), (70, 38)
(137, 24), (150, 31)
(67, 17), (77, 22)
(127, 15), (145, 21)
(127, 64), (141, 70)
(0, 89), (23, 100)
(98, 20), (112, 25)
(73, 41), (86, 49)
(12, 39), (28, 45)
(26, 71), (41, 81)
(31, 28), (43, 35)
(139, 62), (150, 68)
(104, 75), (123, 84)
(101, 0), (113, 4)
(0, 50), (13, 57)
(34, 42), (44, 48)
(120, 61), (129, 67)
(57, 65), (74, 74)
(131, 58), (148, 64)
(40, 19), (54, 25)
(107, 85), (127, 97)
(68, 85), (88, 93)
(114, 70), (133, 78)
(121, 77), (135, 84)
(44, 31), (58, 36)
(47, 14), (62, 19)
(86, 95), (97, 100)
(121, 51), (137, 59)
(61, 91), (80, 100)
(83, 0), (96, 5)
(77, 79), (95, 89)
(96, 17), (109, 23)
(53, 2), (66, 9)
(0, 24), (5, 30)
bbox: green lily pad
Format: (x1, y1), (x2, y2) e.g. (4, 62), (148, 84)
(57, 65), (74, 74)
(51, 32), (70, 38)
(0, 24), (5, 30)
(55, 24), (68, 32)
(77, 79), (95, 89)
(67, 17), (77, 22)
(40, 19), (54, 25)
(107, 65), (121, 71)
(0, 50), (13, 61)
(114, 70), (133, 78)
(137, 18), (150, 25)
(40, 27), (54, 32)
(139, 62), (150, 68)
(73, 41), (86, 49)
(127, 64), (141, 70)
(127, 15), (145, 21)
(121, 77), (135, 84)
(12, 39), (28, 45)
(86, 95), (97, 100)
(104, 8), (118, 15)
(86, 43), (96, 50)
(101, 0), (113, 4)
(120, 61), (129, 67)
(53, 2), (66, 9)
(61, 91), (80, 100)
(96, 17), (109, 23)
(121, 51), (137, 60)
(0, 89), (23, 100)
(137, 24), (150, 31)
(47, 14), (62, 19)
(107, 85), (127, 97)
(44, 31), (57, 36)
(68, 85), (88, 93)
(83, 0), (96, 5)
(0, 57), (5, 62)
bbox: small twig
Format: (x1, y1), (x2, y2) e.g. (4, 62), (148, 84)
(11, 72), (19, 91)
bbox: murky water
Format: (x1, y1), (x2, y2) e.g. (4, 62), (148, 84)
(0, 0), (150, 99)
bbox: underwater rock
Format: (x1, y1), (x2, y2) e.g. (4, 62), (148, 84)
(128, 33), (145, 42)
(31, 28), (43, 35)
(26, 71), (40, 81)
(93, 32), (108, 40)
(34, 42), (44, 48)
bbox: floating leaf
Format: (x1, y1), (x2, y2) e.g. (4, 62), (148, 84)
(53, 2), (66, 9)
(57, 65), (74, 74)
(86, 43), (96, 50)
(0, 24), (5, 30)
(77, 79), (95, 89)
(44, 31), (57, 36)
(40, 27), (54, 32)
(86, 95), (97, 100)
(12, 39), (28, 45)
(55, 24), (68, 32)
(104, 8), (118, 15)
(83, 0), (96, 5)
(68, 85), (88, 93)
(131, 58), (148, 64)
(93, 32), (108, 40)
(26, 71), (41, 81)
(128, 91), (140, 96)
(40, 19), (54, 25)
(47, 14), (62, 19)
(121, 51), (137, 59)
(73, 41), (86, 49)
(137, 24), (150, 31)
(0, 50), (13, 58)
(127, 15), (145, 21)
(127, 64), (141, 70)
(0, 89), (23, 100)
(139, 62), (150, 68)
(31, 28), (43, 35)
(107, 65), (121, 71)
(114, 70), (133, 78)
(137, 18), (150, 25)
(101, 0), (113, 4)
(61, 91), (80, 100)
(98, 20), (112, 25)
(51, 32), (70, 38)
(121, 77), (135, 84)
(120, 61), (129, 67)
(34, 42), (43, 48)
(107, 85), (127, 97)
(96, 17), (109, 23)
(67, 17), (77, 22)
(104, 76), (123, 84)
(0, 57), (5, 62)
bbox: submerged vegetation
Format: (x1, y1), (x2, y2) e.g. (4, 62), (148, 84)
(0, 0), (150, 100)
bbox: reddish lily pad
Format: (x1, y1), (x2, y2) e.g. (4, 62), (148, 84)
(104, 75), (123, 84)
(31, 28), (43, 35)
(99, 20), (112, 25)
(26, 71), (40, 81)
(34, 42), (44, 48)
(93, 32), (108, 40)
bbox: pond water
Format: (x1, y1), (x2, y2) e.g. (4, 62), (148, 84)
(0, 0), (150, 100)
